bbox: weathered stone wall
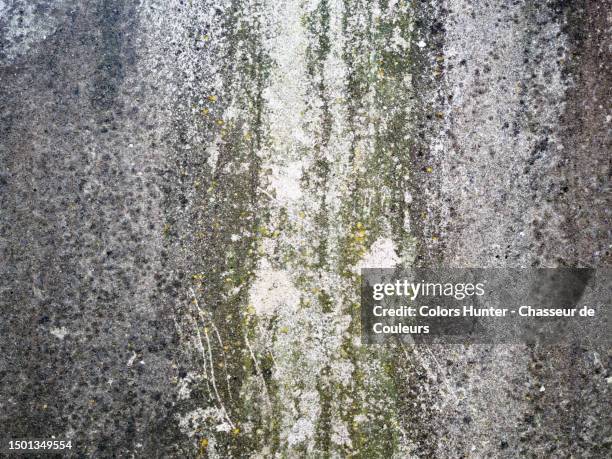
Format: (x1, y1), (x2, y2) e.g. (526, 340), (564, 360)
(0, 0), (609, 457)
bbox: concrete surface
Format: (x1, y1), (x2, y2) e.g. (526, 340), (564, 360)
(0, 0), (609, 457)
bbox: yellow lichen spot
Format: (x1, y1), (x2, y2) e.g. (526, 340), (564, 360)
(243, 131), (252, 140)
(432, 235), (438, 241)
(435, 111), (444, 119)
(232, 427), (240, 436)
(351, 222), (367, 244)
(279, 326), (289, 334)
(377, 69), (384, 78)
(201, 108), (209, 116)
(207, 95), (217, 103)
(298, 211), (305, 219)
(425, 166), (433, 173)
(200, 438), (209, 449)
(216, 119), (224, 126)
(246, 304), (256, 315)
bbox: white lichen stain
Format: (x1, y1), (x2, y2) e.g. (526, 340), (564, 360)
(330, 359), (355, 387)
(286, 418), (315, 447)
(358, 237), (400, 270)
(268, 162), (304, 207)
(244, 0), (420, 454)
(206, 134), (221, 174)
(331, 422), (352, 449)
(177, 371), (200, 400)
(248, 269), (300, 316)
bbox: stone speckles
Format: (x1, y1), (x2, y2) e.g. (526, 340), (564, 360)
(0, 0), (609, 457)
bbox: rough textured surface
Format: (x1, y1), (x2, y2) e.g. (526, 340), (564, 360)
(0, 0), (609, 457)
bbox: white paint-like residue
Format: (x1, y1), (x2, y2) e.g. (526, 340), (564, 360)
(206, 135), (221, 173)
(359, 237), (400, 269)
(127, 351), (137, 367)
(248, 269), (300, 315)
(177, 371), (200, 400)
(49, 326), (68, 340)
(268, 161), (304, 207)
(177, 407), (227, 437)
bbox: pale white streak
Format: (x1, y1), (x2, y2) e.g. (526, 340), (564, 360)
(262, 0), (311, 209)
(246, 0), (357, 453)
